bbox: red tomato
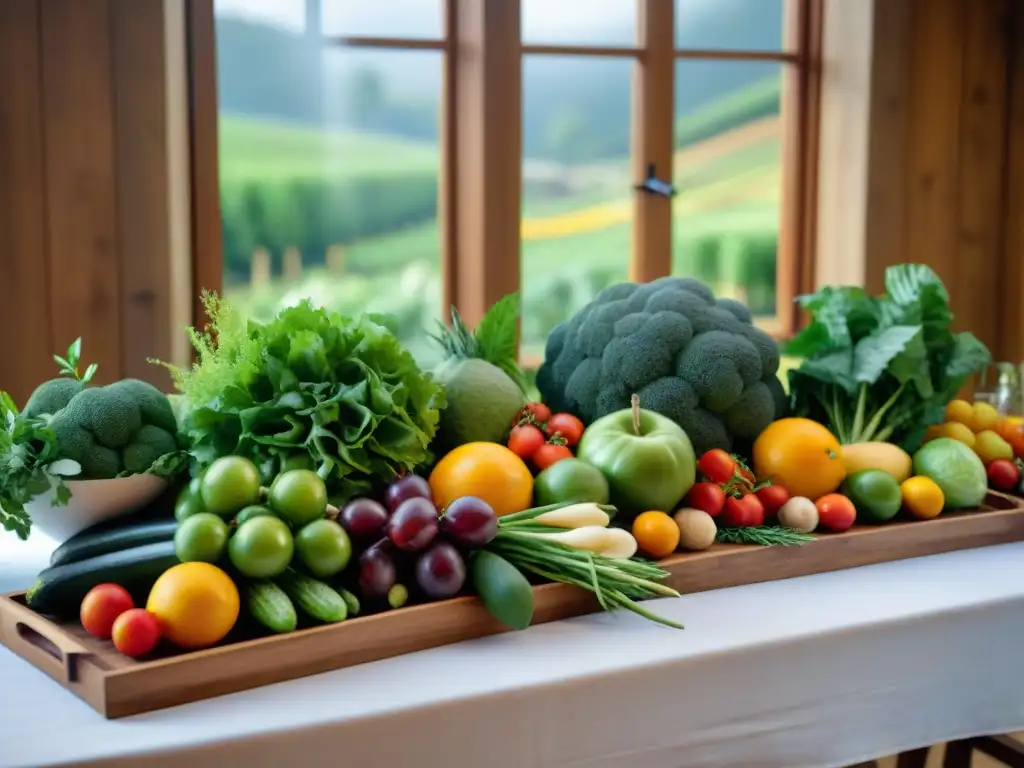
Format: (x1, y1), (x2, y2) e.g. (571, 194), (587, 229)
(111, 609), (162, 659)
(755, 484), (790, 517)
(684, 482), (726, 517)
(697, 449), (738, 484)
(533, 443), (574, 470)
(720, 493), (765, 527)
(521, 402), (552, 425)
(815, 494), (856, 533)
(987, 459), (1021, 492)
(80, 584), (135, 640)
(507, 424), (545, 460)
(544, 413), (585, 447)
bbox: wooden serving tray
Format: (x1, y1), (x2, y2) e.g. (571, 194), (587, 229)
(2, 491), (1023, 719)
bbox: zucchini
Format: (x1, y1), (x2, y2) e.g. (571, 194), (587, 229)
(49, 519), (179, 568)
(470, 551), (534, 631)
(27, 540), (179, 618)
(244, 580), (297, 634)
(275, 569), (347, 623)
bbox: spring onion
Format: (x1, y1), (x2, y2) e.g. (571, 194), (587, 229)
(488, 529), (683, 629)
(499, 501), (617, 528)
(508, 525), (638, 559)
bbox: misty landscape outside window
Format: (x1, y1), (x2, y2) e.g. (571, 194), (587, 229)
(214, 0), (786, 366)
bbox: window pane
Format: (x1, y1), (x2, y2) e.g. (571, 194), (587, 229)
(521, 56), (634, 361)
(522, 0), (635, 47)
(672, 60), (784, 319)
(676, 0), (784, 51)
(214, 8), (443, 365)
(322, 1), (443, 39)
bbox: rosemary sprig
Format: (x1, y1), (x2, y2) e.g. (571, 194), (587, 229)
(715, 525), (816, 547)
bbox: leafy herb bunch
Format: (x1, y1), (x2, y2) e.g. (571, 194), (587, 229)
(786, 264), (992, 451)
(0, 339), (94, 539)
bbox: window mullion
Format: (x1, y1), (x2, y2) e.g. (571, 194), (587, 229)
(631, 0), (675, 283)
(449, 0), (522, 328)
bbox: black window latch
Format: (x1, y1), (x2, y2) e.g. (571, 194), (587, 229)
(634, 163), (678, 198)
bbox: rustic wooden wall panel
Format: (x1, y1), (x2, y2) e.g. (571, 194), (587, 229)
(0, 1), (53, 406)
(0, 0), (189, 404)
(40, 0), (123, 385)
(1001, 4), (1024, 361)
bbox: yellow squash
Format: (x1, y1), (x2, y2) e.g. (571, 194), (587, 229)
(839, 441), (912, 483)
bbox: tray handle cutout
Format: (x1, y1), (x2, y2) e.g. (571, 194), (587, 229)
(1, 604), (90, 683)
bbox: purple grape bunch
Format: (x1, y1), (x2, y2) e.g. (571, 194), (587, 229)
(338, 475), (499, 604)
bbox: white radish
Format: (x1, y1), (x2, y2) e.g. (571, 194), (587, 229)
(517, 526), (638, 559)
(530, 503), (612, 529)
(777, 496), (819, 533)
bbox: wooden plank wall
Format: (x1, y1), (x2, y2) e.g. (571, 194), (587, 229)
(0, 0), (191, 407)
(864, 0), (1017, 359)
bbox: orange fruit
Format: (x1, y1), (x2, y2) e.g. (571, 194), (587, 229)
(900, 476), (944, 520)
(752, 417), (845, 500)
(631, 511), (680, 560)
(428, 442), (533, 517)
(146, 562), (239, 650)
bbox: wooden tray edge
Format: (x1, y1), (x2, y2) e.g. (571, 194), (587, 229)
(2, 491), (1022, 719)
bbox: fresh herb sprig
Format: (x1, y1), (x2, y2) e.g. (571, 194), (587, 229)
(0, 393), (81, 540)
(715, 526), (815, 547)
(488, 530), (685, 629)
(53, 337), (98, 384)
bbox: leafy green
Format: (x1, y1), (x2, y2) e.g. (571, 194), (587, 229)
(431, 293), (531, 395)
(52, 337), (98, 384)
(159, 293), (446, 501)
(786, 264), (991, 450)
(0, 393), (82, 540)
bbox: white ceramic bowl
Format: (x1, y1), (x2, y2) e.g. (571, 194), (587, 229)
(23, 474), (169, 543)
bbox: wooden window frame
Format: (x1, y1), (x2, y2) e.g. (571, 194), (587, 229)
(186, 0), (822, 350)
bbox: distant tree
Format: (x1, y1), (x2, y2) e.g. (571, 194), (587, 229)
(345, 67), (387, 128)
(543, 108), (599, 164)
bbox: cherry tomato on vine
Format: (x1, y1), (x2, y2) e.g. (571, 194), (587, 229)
(720, 493), (765, 527)
(755, 484), (790, 517)
(544, 413), (585, 447)
(507, 424), (545, 460)
(697, 449), (739, 485)
(684, 482), (726, 517)
(520, 402), (552, 425)
(533, 443), (574, 470)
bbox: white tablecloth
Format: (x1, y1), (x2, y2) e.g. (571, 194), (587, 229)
(1, 535), (1022, 768)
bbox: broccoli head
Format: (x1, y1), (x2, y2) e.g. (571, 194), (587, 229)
(536, 276), (785, 456)
(22, 378), (84, 419)
(48, 379), (182, 479)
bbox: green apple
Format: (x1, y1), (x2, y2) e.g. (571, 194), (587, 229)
(576, 395), (696, 516)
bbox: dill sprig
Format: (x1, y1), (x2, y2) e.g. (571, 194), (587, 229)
(715, 525), (816, 547)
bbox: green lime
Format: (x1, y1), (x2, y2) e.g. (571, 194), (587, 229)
(294, 519), (352, 578)
(201, 456), (262, 517)
(228, 516), (294, 579)
(841, 469), (902, 524)
(268, 469), (328, 527)
(174, 480), (206, 523)
(235, 505), (276, 526)
(534, 458), (610, 506)
(174, 512), (230, 563)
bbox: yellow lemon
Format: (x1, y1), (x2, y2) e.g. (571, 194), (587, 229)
(147, 562), (240, 650)
(940, 421), (976, 448)
(973, 430), (1014, 464)
(900, 476), (944, 520)
(972, 401), (1001, 432)
(945, 399), (976, 430)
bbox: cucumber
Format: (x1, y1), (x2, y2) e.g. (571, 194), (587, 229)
(49, 519), (179, 568)
(470, 551), (534, 631)
(27, 541), (179, 618)
(275, 569), (347, 623)
(244, 580), (297, 634)
(338, 588), (360, 617)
